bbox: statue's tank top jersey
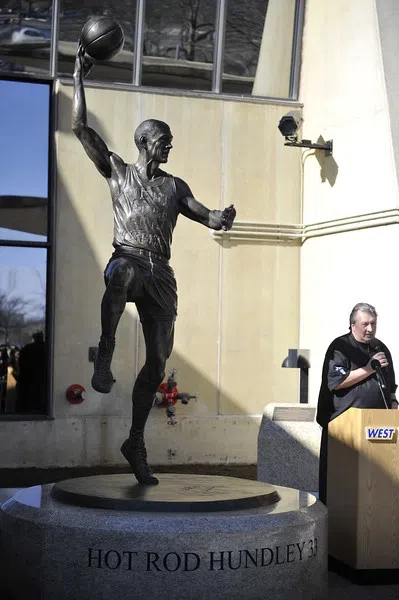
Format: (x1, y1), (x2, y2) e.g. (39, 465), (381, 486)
(112, 164), (179, 260)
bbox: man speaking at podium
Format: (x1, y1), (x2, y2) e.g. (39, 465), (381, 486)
(316, 302), (398, 503)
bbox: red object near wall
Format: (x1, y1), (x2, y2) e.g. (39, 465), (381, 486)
(66, 384), (86, 404)
(156, 382), (179, 407)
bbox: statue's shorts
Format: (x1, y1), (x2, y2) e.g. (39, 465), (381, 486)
(104, 246), (177, 324)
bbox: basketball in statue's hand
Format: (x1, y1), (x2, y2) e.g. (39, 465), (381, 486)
(80, 16), (124, 62)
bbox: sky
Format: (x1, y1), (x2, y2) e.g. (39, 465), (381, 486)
(0, 79), (50, 320)
(0, 79), (49, 198)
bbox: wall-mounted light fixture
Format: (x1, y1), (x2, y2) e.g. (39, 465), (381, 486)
(278, 111), (333, 156)
(281, 349), (310, 404)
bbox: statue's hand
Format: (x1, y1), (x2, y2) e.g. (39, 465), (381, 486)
(74, 42), (93, 79)
(220, 204), (236, 231)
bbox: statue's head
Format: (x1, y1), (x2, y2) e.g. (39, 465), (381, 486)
(134, 119), (173, 164)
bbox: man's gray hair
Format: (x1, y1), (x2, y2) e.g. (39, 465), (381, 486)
(349, 302), (378, 328)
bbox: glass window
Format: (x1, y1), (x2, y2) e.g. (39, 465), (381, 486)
(223, 0), (296, 97)
(0, 1), (52, 76)
(0, 78), (51, 417)
(142, 0), (217, 91)
(1, 1), (301, 98)
(0, 247), (48, 415)
(58, 1), (135, 83)
(0, 79), (49, 242)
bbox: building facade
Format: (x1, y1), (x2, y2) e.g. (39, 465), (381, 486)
(0, 0), (397, 469)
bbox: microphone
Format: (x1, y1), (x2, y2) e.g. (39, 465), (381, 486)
(369, 337), (382, 353)
(369, 337), (389, 407)
(370, 359), (387, 389)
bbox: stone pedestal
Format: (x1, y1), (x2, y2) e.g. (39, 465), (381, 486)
(0, 473), (327, 600)
(258, 403), (322, 491)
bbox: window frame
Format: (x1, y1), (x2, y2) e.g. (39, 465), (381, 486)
(0, 0), (305, 101)
(0, 75), (55, 421)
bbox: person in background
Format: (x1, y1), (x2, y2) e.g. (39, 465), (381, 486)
(0, 345), (8, 413)
(16, 331), (46, 414)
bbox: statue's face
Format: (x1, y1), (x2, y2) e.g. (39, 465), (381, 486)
(147, 126), (173, 164)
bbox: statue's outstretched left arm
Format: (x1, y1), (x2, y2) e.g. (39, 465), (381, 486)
(176, 177), (236, 231)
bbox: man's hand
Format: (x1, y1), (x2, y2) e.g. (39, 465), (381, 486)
(74, 43), (93, 80)
(368, 352), (389, 371)
(220, 204), (236, 231)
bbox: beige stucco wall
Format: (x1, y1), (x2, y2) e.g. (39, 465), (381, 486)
(299, 0), (399, 404)
(0, 85), (302, 468)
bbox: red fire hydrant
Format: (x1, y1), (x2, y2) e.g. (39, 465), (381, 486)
(154, 369), (196, 424)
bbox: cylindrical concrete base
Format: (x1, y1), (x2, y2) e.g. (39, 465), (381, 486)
(0, 474), (327, 600)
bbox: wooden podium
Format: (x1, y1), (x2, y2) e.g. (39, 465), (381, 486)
(327, 407), (399, 570)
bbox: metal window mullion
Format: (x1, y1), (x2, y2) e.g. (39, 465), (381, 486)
(133, 0), (146, 86)
(0, 241), (50, 248)
(289, 0), (306, 100)
(49, 0), (61, 78)
(212, 0), (228, 94)
(46, 77), (57, 419)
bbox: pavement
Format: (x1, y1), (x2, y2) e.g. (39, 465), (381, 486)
(328, 570), (399, 599)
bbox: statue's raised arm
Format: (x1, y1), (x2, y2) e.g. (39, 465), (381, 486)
(72, 45), (125, 185)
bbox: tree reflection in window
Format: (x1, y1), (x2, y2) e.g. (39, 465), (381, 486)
(223, 0), (268, 95)
(143, 0), (216, 90)
(0, 250), (47, 415)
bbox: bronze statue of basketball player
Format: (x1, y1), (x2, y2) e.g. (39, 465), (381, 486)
(72, 45), (236, 485)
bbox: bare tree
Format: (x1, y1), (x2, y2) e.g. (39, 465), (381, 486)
(177, 0), (215, 61)
(145, 0), (215, 62)
(224, 0), (269, 76)
(0, 292), (28, 346)
(33, 268), (46, 318)
(0, 268), (45, 346)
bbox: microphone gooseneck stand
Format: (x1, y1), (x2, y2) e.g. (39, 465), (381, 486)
(370, 358), (389, 409)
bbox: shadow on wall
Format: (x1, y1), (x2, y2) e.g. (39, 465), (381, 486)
(77, 106), (113, 148)
(316, 135), (339, 186)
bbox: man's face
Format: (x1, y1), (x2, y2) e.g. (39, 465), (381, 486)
(351, 310), (377, 343)
(147, 127), (173, 163)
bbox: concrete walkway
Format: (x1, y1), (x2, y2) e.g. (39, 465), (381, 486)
(329, 570), (399, 599)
